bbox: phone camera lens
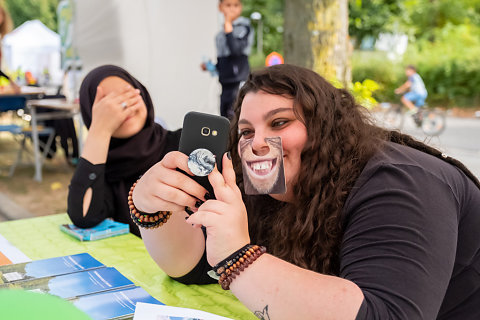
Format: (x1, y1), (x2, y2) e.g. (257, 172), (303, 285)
(201, 127), (210, 136)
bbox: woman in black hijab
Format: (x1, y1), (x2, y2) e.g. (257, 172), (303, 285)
(67, 65), (181, 236)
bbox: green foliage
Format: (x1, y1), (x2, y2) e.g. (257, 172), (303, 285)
(406, 23), (480, 106)
(248, 52), (267, 70)
(404, 0), (480, 41)
(4, 0), (60, 31)
(351, 0), (480, 107)
(352, 24), (480, 107)
(350, 79), (381, 109)
(348, 0), (405, 47)
(352, 51), (403, 102)
(242, 0), (284, 56)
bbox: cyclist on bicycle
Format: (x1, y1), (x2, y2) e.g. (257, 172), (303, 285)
(394, 65), (428, 113)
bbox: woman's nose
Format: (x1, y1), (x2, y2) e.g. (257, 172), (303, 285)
(251, 134), (270, 156)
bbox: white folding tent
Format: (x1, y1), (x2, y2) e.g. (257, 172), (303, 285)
(74, 0), (220, 129)
(2, 20), (63, 85)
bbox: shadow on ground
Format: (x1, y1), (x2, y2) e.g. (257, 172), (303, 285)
(0, 133), (75, 218)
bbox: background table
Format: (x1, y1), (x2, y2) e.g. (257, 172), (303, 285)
(27, 99), (82, 182)
(0, 214), (256, 320)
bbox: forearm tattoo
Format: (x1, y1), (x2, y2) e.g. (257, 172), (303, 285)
(254, 305), (271, 320)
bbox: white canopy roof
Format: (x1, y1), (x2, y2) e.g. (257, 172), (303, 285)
(3, 20), (60, 49)
(1, 20), (62, 84)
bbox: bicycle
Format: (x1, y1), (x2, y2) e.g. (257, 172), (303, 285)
(379, 101), (446, 136)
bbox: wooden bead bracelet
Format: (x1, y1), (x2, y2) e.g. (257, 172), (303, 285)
(128, 180), (171, 229)
(213, 244), (267, 290)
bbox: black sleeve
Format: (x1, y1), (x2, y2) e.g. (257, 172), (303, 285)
(225, 25), (250, 57)
(67, 157), (115, 228)
(0, 70), (10, 80)
(170, 250), (217, 285)
(341, 163), (458, 320)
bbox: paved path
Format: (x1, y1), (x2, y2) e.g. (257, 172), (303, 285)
(373, 112), (480, 178)
(0, 192), (34, 221)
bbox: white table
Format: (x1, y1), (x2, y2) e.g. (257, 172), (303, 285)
(27, 99), (82, 182)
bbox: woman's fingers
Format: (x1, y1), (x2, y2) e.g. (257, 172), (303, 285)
(113, 86), (141, 105)
(208, 155), (240, 201)
(123, 94), (143, 110)
(196, 199), (230, 216)
(162, 151), (194, 176)
(186, 209), (220, 228)
(222, 152), (237, 188)
(93, 86), (105, 104)
(209, 165), (226, 191)
(159, 152), (210, 201)
(136, 193), (185, 213)
(153, 175), (204, 209)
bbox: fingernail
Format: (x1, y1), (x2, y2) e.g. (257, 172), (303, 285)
(226, 151), (232, 160)
(205, 192), (213, 200)
(185, 206), (194, 215)
(195, 200), (203, 208)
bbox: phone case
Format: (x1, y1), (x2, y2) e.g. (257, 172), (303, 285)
(178, 112), (230, 196)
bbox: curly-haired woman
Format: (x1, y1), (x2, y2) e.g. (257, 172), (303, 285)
(132, 64), (480, 319)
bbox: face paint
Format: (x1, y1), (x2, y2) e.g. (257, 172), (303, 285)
(188, 148), (216, 176)
(240, 136), (286, 195)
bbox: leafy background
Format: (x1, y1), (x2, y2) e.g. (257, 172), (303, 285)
(4, 0), (479, 107)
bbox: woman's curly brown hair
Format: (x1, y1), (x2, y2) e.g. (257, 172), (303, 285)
(229, 64), (480, 276)
(228, 64), (387, 275)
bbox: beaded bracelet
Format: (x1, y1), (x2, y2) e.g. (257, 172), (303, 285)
(212, 244), (267, 290)
(128, 180), (171, 229)
(209, 244), (254, 279)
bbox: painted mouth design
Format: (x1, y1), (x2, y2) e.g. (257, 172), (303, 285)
(246, 158), (277, 177)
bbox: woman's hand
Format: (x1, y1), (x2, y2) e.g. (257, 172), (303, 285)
(89, 85), (142, 137)
(186, 153), (250, 266)
(132, 151), (210, 214)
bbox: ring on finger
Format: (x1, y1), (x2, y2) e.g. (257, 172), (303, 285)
(121, 101), (128, 109)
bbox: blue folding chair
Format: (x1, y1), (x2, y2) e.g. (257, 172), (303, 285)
(0, 96), (56, 176)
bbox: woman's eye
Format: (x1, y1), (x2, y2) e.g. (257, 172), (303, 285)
(272, 120), (289, 128)
(239, 129), (253, 137)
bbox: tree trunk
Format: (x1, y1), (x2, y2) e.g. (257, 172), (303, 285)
(284, 0), (351, 86)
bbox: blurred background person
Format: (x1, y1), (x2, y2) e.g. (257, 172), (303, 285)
(202, 0), (253, 119)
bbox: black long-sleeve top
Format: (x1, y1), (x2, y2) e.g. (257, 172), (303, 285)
(67, 130), (181, 237)
(176, 142), (480, 319)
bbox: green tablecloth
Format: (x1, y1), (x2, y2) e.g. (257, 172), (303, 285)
(0, 214), (256, 320)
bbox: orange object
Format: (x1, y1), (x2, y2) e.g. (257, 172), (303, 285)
(25, 71), (37, 85)
(0, 251), (12, 265)
(265, 52), (284, 66)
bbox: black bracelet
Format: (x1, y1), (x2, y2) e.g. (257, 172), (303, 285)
(208, 244), (253, 280)
(128, 180), (172, 229)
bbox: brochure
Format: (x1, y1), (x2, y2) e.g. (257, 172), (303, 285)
(133, 302), (234, 320)
(0, 234), (31, 266)
(73, 286), (163, 320)
(0, 252), (104, 284)
(60, 219), (130, 241)
(1, 267), (135, 299)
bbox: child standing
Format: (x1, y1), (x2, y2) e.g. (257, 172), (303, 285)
(204, 0), (254, 119)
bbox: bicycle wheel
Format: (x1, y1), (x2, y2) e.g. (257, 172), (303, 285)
(382, 105), (404, 130)
(421, 110), (446, 136)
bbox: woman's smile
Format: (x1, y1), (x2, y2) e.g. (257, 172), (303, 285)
(246, 158), (277, 178)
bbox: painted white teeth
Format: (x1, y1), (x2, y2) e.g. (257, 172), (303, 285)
(252, 161), (272, 171)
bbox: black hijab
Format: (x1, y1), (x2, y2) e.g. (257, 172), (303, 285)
(79, 65), (179, 236)
(79, 65), (168, 182)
